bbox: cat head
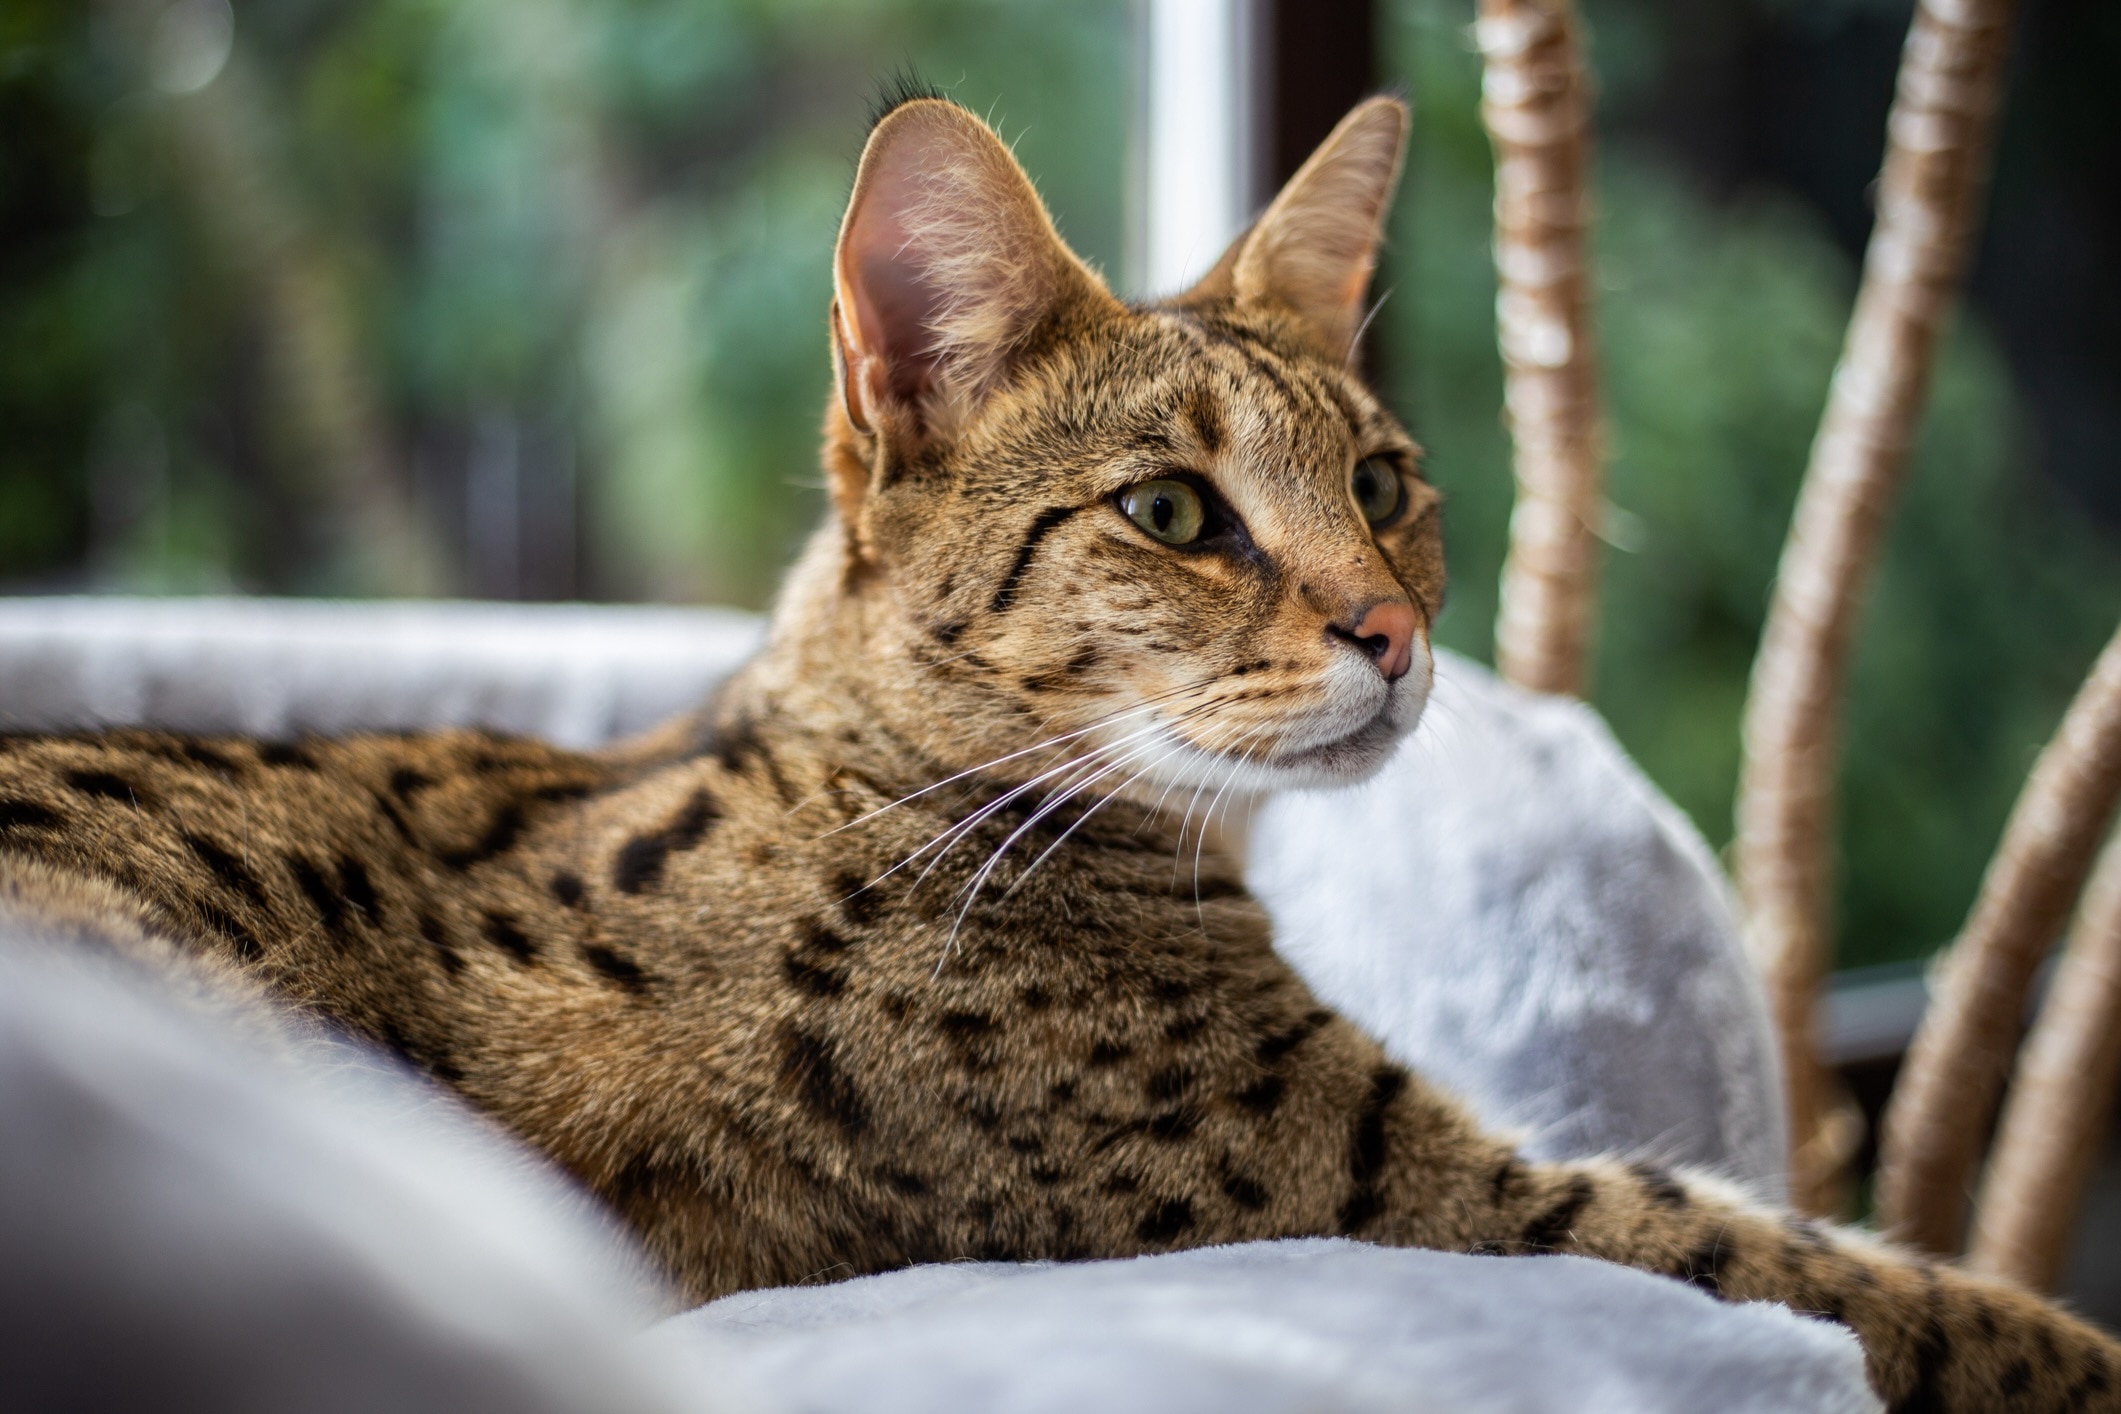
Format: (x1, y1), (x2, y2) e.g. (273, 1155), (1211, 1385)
(816, 93), (1438, 794)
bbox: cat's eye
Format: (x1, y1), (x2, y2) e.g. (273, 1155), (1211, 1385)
(1121, 479), (1207, 546)
(1352, 457), (1404, 526)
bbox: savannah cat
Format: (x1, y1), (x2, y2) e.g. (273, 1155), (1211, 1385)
(2, 90), (2116, 1411)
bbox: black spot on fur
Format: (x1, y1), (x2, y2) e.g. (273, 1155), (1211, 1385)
(606, 1153), (681, 1213)
(369, 791), (420, 847)
(1185, 388), (1225, 454)
(782, 1025), (868, 1134)
(960, 1093), (1004, 1131)
(1088, 1039), (1133, 1067)
(1999, 1359), (2032, 1398)
(938, 1009), (995, 1038)
(178, 740), (241, 774)
(1233, 1074), (1286, 1116)
(1675, 1234), (1734, 1296)
(877, 1167), (929, 1197)
(804, 920), (856, 953)
(1520, 1176), (1597, 1253)
(1220, 1166), (1270, 1211)
(1490, 1158), (1527, 1203)
(583, 943), (651, 995)
(1102, 1171), (1141, 1195)
(1048, 1078), (1077, 1106)
(1147, 1065), (1194, 1102)
(1030, 1162), (1067, 1186)
(835, 875), (883, 927)
(389, 766), (433, 799)
(420, 911), (464, 976)
(989, 505), (1080, 613)
(1147, 1107), (1202, 1142)
(1321, 1067), (1395, 1245)
(1898, 1299), (1950, 1414)
(289, 857), (345, 934)
(438, 802), (525, 870)
(257, 740), (318, 769)
(181, 832), (267, 908)
(0, 798), (63, 832)
(611, 788), (720, 893)
(205, 909), (266, 962)
(1020, 983), (1053, 1010)
(1164, 1013), (1210, 1044)
(65, 768), (151, 807)
(1136, 1197), (1195, 1244)
(337, 856), (378, 920)
(1006, 1133), (1044, 1155)
(482, 912), (535, 964)
(784, 952), (849, 998)
(1255, 1009), (1330, 1065)
(1630, 1162), (1689, 1210)
(551, 870), (585, 908)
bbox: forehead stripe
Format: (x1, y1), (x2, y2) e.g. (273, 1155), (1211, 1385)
(988, 504), (1081, 615)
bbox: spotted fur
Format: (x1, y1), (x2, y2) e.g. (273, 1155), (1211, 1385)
(1, 97), (2115, 1411)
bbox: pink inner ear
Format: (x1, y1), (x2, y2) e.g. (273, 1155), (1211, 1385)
(843, 164), (950, 405)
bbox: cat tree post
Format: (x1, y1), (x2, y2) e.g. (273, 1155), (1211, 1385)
(1969, 817), (2121, 1290)
(1477, 0), (1603, 699)
(1734, 0), (2019, 1218)
(1877, 623), (2121, 1254)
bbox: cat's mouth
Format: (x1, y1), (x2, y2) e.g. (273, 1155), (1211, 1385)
(1134, 641), (1433, 793)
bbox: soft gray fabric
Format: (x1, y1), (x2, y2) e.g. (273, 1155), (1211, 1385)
(0, 596), (761, 747)
(0, 595), (1815, 1411)
(1250, 656), (1788, 1194)
(655, 1239), (1879, 1414)
(0, 942), (741, 1414)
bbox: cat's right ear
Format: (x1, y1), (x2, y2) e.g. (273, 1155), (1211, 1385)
(829, 98), (1118, 511)
(1183, 96), (1407, 361)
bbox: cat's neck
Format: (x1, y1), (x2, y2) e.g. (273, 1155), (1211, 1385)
(718, 521), (1043, 792)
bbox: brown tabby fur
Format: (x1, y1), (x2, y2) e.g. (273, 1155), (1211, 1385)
(2, 93), (2117, 1412)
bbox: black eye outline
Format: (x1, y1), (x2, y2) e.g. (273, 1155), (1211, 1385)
(1352, 455), (1408, 529)
(1112, 471), (1249, 555)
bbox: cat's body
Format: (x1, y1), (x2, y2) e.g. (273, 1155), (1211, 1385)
(3, 93), (2118, 1411)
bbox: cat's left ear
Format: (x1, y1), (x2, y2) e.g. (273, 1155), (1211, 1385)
(831, 98), (1119, 472)
(1185, 97), (1407, 359)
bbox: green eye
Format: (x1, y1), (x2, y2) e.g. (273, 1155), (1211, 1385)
(1352, 457), (1404, 526)
(1121, 479), (1207, 545)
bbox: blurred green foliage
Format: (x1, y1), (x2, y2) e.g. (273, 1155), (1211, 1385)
(2, 0), (2116, 967)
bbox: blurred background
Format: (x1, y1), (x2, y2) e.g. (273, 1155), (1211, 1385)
(3, 0), (2118, 987)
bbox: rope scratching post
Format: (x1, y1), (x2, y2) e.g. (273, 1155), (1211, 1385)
(1877, 623), (2121, 1253)
(1732, 0), (2018, 1217)
(1478, 0), (1603, 699)
(1969, 818), (2121, 1290)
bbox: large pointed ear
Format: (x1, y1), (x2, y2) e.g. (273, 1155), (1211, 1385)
(1184, 97), (1407, 358)
(831, 98), (1118, 461)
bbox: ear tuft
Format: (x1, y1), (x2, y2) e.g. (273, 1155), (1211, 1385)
(831, 98), (1117, 450)
(1191, 97), (1408, 358)
(867, 68), (949, 135)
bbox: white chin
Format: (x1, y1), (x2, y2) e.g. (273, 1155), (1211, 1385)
(1134, 643), (1433, 795)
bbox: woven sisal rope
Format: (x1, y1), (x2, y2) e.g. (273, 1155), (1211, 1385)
(1732, 0), (2018, 1217)
(1478, 0), (1604, 699)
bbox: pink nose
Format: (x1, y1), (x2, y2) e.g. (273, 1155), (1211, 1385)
(1332, 600), (1418, 682)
